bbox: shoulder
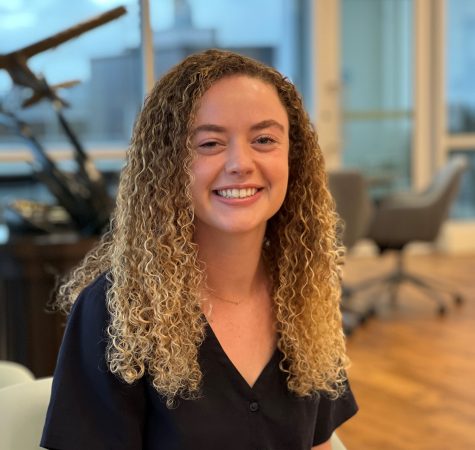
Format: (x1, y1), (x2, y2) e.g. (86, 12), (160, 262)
(60, 272), (113, 360)
(51, 271), (120, 394)
(313, 380), (358, 445)
(69, 271), (111, 322)
(42, 271), (147, 450)
(73, 271), (111, 308)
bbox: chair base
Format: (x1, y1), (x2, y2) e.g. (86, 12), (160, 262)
(340, 285), (375, 335)
(343, 253), (464, 317)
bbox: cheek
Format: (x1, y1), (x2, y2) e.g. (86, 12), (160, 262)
(283, 149), (290, 190)
(190, 159), (205, 188)
(189, 162), (200, 204)
(280, 171), (290, 202)
(274, 157), (290, 190)
(279, 159), (290, 202)
(190, 159), (212, 204)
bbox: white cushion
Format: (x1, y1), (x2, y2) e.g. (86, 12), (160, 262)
(0, 361), (35, 389)
(0, 377), (52, 450)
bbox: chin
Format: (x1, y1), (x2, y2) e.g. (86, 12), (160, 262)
(208, 219), (267, 236)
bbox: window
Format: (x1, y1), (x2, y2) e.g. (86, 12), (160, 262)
(446, 0), (475, 218)
(341, 0), (413, 197)
(0, 0), (141, 151)
(447, 0), (475, 134)
(149, 0), (312, 110)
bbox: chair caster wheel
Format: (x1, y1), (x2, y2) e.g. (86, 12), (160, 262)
(365, 307), (377, 318)
(454, 295), (463, 306)
(437, 306), (447, 316)
(357, 314), (367, 325)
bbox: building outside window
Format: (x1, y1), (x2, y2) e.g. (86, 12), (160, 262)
(0, 0), (140, 150)
(0, 0), (311, 169)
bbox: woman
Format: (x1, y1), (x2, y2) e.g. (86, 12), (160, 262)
(41, 49), (357, 450)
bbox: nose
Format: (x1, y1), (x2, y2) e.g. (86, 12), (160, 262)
(224, 139), (254, 176)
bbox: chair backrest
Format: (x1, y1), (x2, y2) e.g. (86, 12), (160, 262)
(328, 169), (374, 249)
(0, 377), (53, 450)
(0, 360), (35, 389)
(422, 156), (468, 234)
(372, 156), (468, 246)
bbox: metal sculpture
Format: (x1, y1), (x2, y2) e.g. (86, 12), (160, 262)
(0, 6), (126, 107)
(0, 6), (127, 235)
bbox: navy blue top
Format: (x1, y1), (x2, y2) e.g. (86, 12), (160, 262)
(41, 273), (357, 450)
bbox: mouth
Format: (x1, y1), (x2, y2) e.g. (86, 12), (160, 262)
(214, 187), (262, 199)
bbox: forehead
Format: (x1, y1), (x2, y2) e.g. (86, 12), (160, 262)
(201, 75), (280, 102)
(194, 75), (288, 126)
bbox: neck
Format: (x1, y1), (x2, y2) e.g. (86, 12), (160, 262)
(194, 228), (267, 299)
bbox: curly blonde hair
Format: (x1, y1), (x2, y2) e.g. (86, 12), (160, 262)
(56, 49), (348, 406)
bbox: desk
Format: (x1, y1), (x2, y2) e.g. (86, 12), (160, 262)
(0, 234), (97, 376)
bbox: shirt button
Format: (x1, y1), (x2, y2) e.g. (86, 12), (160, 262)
(249, 401), (259, 412)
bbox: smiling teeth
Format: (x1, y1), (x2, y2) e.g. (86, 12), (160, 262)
(217, 188), (258, 199)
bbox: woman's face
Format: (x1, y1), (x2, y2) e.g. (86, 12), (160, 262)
(190, 75), (289, 239)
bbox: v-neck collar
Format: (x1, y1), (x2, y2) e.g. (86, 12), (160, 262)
(204, 322), (281, 392)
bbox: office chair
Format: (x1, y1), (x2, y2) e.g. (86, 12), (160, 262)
(0, 360), (35, 389)
(355, 156), (468, 315)
(0, 377), (52, 450)
(328, 169), (375, 333)
(331, 432), (347, 450)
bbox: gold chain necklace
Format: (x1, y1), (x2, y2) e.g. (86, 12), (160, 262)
(204, 288), (241, 306)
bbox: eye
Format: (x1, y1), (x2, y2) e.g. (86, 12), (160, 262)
(196, 140), (224, 155)
(200, 141), (219, 148)
(254, 135), (278, 146)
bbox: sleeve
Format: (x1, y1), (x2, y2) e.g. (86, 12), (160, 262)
(40, 273), (146, 450)
(312, 379), (358, 446)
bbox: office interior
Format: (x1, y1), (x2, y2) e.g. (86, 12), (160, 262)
(0, 1), (474, 449)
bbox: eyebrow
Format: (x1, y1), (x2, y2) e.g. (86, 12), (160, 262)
(192, 119), (286, 136)
(250, 119), (285, 133)
(192, 124), (226, 135)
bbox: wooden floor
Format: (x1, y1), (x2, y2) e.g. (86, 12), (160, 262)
(337, 252), (475, 450)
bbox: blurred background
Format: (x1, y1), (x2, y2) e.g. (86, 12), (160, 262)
(0, 1), (474, 449)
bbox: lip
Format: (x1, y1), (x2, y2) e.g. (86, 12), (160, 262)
(212, 185), (263, 205)
(213, 183), (263, 190)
